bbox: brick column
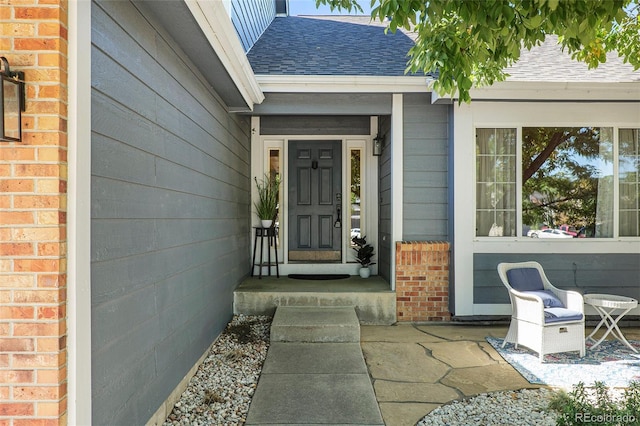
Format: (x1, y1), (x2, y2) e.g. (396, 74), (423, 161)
(395, 241), (451, 322)
(1, 1), (69, 424)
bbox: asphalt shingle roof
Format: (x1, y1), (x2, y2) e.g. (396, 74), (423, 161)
(506, 35), (639, 82)
(247, 16), (638, 83)
(246, 16), (416, 76)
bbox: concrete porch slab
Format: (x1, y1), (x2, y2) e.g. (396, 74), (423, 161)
(233, 276), (396, 324)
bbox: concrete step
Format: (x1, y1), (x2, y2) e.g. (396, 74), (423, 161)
(271, 306), (360, 343)
(233, 276), (396, 325)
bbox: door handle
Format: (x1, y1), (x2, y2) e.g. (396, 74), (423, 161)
(334, 206), (342, 228)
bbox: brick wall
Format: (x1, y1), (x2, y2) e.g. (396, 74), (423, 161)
(395, 241), (451, 322)
(1, 1), (68, 424)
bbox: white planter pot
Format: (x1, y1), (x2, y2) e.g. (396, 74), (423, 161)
(261, 219), (273, 228)
(358, 267), (371, 278)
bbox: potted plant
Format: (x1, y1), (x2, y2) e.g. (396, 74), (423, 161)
(352, 235), (375, 278)
(254, 173), (280, 228)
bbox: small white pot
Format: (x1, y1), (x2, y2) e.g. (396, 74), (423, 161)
(261, 219), (273, 228)
(358, 267), (371, 278)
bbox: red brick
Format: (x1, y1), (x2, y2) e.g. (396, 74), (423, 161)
(14, 384), (64, 401)
(11, 354), (59, 368)
(0, 242), (35, 256)
(14, 7), (61, 20)
(0, 338), (35, 351)
(0, 179), (35, 192)
(0, 306), (35, 320)
(0, 402), (34, 416)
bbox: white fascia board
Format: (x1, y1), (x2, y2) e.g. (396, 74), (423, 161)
(185, 0), (265, 109)
(432, 81), (640, 104)
(256, 75), (432, 93)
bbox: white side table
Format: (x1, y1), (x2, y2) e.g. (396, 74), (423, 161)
(584, 293), (638, 353)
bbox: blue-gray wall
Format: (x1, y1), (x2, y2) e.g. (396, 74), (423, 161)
(378, 115), (392, 282)
(231, 0), (276, 52)
(91, 1), (252, 424)
(474, 253), (640, 304)
(403, 94), (450, 241)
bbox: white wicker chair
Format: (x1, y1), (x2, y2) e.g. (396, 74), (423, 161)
(497, 261), (585, 361)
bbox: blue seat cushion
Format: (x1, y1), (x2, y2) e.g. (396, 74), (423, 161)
(544, 307), (583, 324)
(507, 268), (544, 292)
(523, 290), (564, 308)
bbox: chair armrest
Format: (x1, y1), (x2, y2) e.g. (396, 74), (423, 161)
(510, 289), (546, 325)
(551, 288), (584, 313)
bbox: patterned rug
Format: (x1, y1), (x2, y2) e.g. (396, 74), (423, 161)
(486, 336), (640, 389)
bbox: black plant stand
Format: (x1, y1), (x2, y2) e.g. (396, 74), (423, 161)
(251, 226), (279, 279)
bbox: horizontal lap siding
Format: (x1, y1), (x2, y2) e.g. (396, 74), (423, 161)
(91, 1), (251, 424)
(474, 253), (640, 304)
(378, 115), (392, 281)
(231, 0), (275, 52)
(402, 94), (450, 241)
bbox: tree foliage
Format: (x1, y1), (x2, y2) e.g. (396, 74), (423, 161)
(317, 0), (640, 102)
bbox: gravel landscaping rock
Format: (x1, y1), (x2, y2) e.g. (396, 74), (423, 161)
(163, 315), (272, 426)
(417, 388), (558, 426)
(162, 317), (573, 426)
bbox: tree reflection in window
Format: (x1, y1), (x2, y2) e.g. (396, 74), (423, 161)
(522, 127), (613, 238)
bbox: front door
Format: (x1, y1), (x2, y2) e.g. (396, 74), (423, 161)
(288, 140), (342, 262)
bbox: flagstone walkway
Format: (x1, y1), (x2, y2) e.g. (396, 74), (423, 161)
(361, 324), (538, 426)
(362, 324), (640, 426)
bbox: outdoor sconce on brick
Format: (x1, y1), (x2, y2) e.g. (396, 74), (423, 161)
(1, 57), (26, 142)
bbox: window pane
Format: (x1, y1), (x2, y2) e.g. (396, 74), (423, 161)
(522, 127), (613, 238)
(475, 129), (516, 237)
(350, 149), (361, 246)
(619, 129), (640, 237)
(269, 149), (281, 231)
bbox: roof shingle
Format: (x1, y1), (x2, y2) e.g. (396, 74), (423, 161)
(247, 16), (416, 76)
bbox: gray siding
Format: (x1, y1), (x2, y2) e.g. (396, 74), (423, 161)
(403, 93), (450, 241)
(474, 253), (640, 304)
(260, 115), (370, 135)
(378, 116), (392, 282)
(251, 93), (393, 115)
(231, 0), (275, 52)
(91, 1), (251, 424)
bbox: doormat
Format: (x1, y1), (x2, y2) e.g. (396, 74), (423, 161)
(288, 274), (350, 280)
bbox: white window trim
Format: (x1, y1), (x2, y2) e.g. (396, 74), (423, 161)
(454, 101), (640, 316)
(251, 117), (379, 275)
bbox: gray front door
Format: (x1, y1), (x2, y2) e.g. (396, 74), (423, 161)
(288, 140), (342, 261)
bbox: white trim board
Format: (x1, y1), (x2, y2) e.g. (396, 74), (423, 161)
(256, 75), (433, 93)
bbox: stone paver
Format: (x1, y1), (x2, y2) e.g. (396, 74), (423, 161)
(441, 363), (535, 396)
(378, 402), (439, 426)
(362, 342), (450, 382)
(374, 380), (460, 403)
(361, 324), (445, 343)
(423, 341), (497, 368)
(416, 324), (509, 341)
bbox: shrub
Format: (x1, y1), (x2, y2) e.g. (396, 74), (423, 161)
(549, 381), (640, 425)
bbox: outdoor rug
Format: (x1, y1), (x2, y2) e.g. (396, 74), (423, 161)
(486, 336), (640, 389)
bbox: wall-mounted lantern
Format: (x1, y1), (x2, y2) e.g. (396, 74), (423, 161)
(373, 133), (384, 156)
(1, 57), (26, 142)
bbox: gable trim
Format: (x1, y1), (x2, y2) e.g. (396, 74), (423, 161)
(432, 81), (640, 104)
(256, 75), (434, 93)
(185, 0), (265, 110)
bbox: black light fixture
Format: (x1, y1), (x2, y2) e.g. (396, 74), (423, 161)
(373, 133), (384, 156)
(1, 57), (26, 142)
